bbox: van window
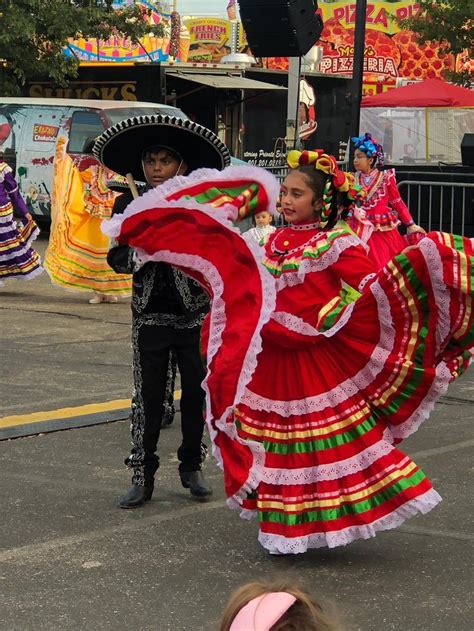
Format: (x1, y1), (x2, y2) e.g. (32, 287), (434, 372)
(68, 110), (105, 153)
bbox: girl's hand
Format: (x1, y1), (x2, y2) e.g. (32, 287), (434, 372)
(354, 208), (369, 223)
(407, 223), (426, 235)
(25, 213), (33, 221)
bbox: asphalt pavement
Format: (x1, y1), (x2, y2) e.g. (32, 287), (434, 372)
(1, 236), (473, 630)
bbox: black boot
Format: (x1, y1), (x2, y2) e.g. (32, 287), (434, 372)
(119, 483), (154, 509)
(179, 470), (213, 499)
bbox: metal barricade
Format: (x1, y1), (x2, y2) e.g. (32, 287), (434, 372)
(265, 164), (287, 183)
(398, 180), (474, 237)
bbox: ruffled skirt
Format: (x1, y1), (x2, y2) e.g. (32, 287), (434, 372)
(0, 202), (42, 285)
(231, 233), (473, 552)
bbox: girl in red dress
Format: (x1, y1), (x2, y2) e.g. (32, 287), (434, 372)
(105, 151), (473, 555)
(348, 132), (425, 268)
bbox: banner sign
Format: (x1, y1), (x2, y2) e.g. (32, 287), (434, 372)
(185, 18), (232, 63)
(67, 0), (173, 63)
(320, 1), (421, 34)
(320, 0), (457, 90)
(262, 0), (457, 92)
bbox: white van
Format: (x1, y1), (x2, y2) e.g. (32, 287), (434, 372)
(0, 98), (187, 219)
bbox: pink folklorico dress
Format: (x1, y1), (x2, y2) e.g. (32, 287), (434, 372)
(347, 168), (418, 269)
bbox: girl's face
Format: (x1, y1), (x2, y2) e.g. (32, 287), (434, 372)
(255, 211), (272, 227)
(280, 171), (319, 224)
(353, 149), (374, 173)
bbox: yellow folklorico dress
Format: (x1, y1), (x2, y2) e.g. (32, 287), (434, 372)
(45, 137), (132, 296)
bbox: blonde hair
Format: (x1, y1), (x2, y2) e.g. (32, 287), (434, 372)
(219, 580), (341, 631)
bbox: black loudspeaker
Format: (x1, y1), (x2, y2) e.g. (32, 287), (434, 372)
(238, 0), (324, 57)
(461, 133), (474, 167)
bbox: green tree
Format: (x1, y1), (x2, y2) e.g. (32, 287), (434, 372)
(399, 0), (473, 86)
(0, 1), (164, 95)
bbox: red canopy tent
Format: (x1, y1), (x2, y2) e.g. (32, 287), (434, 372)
(362, 79), (474, 108)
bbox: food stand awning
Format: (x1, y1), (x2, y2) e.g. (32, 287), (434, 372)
(362, 79), (474, 108)
(169, 73), (287, 91)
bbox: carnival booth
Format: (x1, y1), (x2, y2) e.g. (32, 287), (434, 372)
(360, 79), (474, 165)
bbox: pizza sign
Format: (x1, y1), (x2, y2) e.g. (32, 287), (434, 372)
(321, 44), (398, 78)
(317, 0), (455, 84)
(329, 1), (421, 33)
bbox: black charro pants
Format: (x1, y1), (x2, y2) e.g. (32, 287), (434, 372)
(126, 318), (206, 486)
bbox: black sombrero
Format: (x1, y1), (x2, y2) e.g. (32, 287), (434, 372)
(104, 173), (146, 194)
(93, 114), (231, 180)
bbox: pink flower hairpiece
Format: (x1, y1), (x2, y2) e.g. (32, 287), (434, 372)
(230, 592), (297, 631)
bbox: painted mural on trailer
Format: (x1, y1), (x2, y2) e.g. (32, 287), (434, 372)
(0, 107), (64, 216)
(0, 105), (118, 218)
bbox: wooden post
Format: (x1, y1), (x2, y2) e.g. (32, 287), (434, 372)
(126, 173), (140, 199)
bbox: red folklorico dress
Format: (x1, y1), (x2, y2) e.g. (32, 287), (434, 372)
(347, 168), (418, 269)
(103, 166), (474, 554)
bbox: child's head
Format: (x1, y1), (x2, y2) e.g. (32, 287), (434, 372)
(220, 580), (339, 631)
(351, 133), (384, 171)
(255, 210), (273, 228)
(141, 145), (188, 187)
(353, 148), (376, 172)
(283, 150), (360, 229)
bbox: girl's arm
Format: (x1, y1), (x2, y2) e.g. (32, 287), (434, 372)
(3, 168), (29, 217)
(386, 170), (424, 235)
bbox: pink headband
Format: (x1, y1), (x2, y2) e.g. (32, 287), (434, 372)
(229, 592), (297, 631)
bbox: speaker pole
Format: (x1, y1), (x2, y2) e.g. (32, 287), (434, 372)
(286, 57), (301, 151)
(349, 0), (367, 162)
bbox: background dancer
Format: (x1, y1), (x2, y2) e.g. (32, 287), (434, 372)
(45, 137), (131, 302)
(94, 115), (231, 508)
(349, 132), (425, 268)
(0, 160), (42, 287)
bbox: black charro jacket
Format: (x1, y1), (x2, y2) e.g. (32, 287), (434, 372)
(107, 189), (209, 328)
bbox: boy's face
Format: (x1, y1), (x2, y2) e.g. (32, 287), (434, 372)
(142, 149), (188, 187)
(255, 211), (272, 227)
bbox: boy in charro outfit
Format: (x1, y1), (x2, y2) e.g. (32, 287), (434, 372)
(93, 115), (231, 508)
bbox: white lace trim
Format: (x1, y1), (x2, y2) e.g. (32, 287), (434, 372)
(259, 456), (414, 500)
(257, 487), (442, 554)
(260, 429), (395, 485)
(0, 222), (40, 244)
(358, 272), (376, 292)
(390, 361), (453, 440)
(0, 237), (40, 262)
(275, 234), (368, 290)
(2, 263), (43, 282)
(418, 238), (451, 356)
(271, 303), (356, 339)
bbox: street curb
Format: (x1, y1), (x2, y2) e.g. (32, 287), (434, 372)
(0, 409), (130, 440)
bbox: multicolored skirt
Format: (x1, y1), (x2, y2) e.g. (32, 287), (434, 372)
(0, 201), (42, 285)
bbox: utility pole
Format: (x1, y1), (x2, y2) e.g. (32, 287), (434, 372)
(286, 57), (301, 151)
(349, 0), (367, 162)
